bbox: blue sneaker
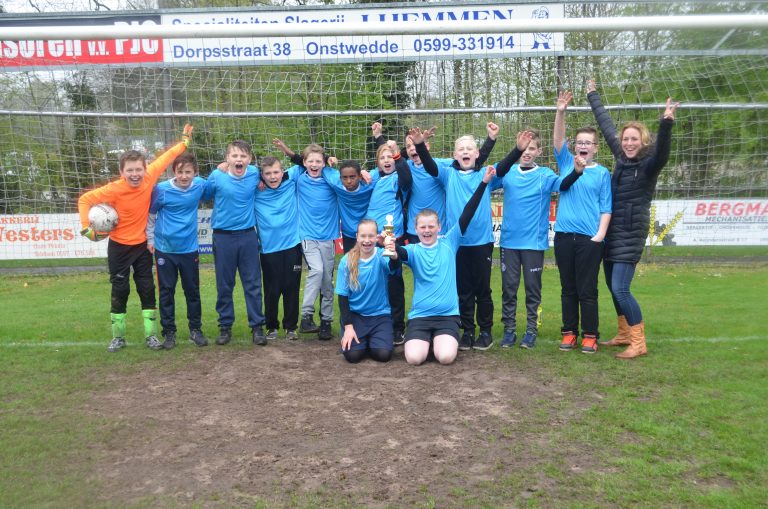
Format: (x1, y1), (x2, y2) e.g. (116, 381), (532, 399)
(520, 330), (538, 349)
(500, 330), (517, 348)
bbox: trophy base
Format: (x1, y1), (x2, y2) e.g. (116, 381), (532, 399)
(382, 249), (396, 258)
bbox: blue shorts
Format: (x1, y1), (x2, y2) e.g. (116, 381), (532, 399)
(345, 313), (394, 352)
(405, 316), (461, 343)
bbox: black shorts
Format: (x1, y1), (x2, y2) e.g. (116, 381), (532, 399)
(405, 316), (461, 343)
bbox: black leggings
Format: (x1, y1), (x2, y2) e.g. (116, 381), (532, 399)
(343, 348), (392, 364)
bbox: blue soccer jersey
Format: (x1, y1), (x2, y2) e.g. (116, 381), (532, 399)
(406, 158), (451, 235)
(335, 248), (393, 316)
(402, 225), (462, 318)
(323, 168), (377, 238)
(296, 166), (340, 241)
(554, 143), (612, 237)
(254, 166), (301, 254)
(490, 164), (561, 250)
(202, 166), (259, 231)
(436, 162), (494, 246)
(149, 176), (206, 254)
(366, 170), (406, 237)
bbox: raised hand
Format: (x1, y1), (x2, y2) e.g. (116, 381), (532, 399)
(486, 122), (500, 140)
(271, 138), (291, 155)
(586, 79), (597, 94)
(386, 139), (399, 156)
(557, 90), (573, 112)
(408, 127), (424, 145)
(181, 123), (193, 147)
(421, 126), (437, 140)
(327, 156), (339, 167)
(371, 122), (383, 139)
(663, 97), (680, 120)
(516, 130), (534, 151)
(574, 155), (587, 174)
(482, 165), (496, 184)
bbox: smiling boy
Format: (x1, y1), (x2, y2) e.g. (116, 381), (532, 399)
(78, 124), (192, 352)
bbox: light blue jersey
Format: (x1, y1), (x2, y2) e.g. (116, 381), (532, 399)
(490, 164), (561, 250)
(436, 162), (494, 246)
(296, 166), (340, 241)
(335, 247), (393, 316)
(202, 166), (259, 231)
(406, 158), (451, 235)
(323, 168), (377, 238)
(149, 176), (206, 254)
(366, 170), (406, 237)
(554, 142), (612, 237)
(402, 225), (461, 318)
(254, 166), (301, 254)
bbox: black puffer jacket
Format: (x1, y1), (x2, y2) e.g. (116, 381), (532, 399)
(588, 91), (674, 264)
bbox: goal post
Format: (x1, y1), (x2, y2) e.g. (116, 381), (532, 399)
(0, 1), (767, 259)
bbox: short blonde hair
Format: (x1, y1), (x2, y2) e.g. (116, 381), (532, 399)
(454, 135), (478, 151)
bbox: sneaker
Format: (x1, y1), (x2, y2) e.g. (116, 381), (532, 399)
(393, 330), (405, 346)
(216, 327), (232, 346)
(300, 314), (319, 333)
(318, 320), (333, 341)
(520, 330), (538, 349)
(559, 332), (577, 351)
(581, 335), (598, 354)
(107, 337), (126, 353)
(189, 329), (209, 347)
(500, 330), (517, 348)
(146, 335), (163, 351)
(285, 329), (299, 341)
(252, 327), (267, 346)
(266, 329), (279, 341)
(458, 330), (474, 351)
(161, 331), (177, 350)
(473, 331), (494, 351)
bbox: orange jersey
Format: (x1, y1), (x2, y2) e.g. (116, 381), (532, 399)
(78, 142), (187, 245)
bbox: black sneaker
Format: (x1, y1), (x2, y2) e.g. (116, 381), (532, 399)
(252, 327), (267, 346)
(300, 314), (319, 333)
(189, 329), (208, 347)
(318, 320), (333, 341)
(474, 331), (494, 351)
(161, 331), (177, 350)
(216, 327), (232, 345)
(458, 330), (474, 351)
(393, 330), (405, 346)
(266, 329), (279, 341)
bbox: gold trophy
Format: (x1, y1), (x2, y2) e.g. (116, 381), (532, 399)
(382, 214), (396, 258)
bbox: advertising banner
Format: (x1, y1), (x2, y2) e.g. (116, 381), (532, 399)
(1, 4), (564, 69)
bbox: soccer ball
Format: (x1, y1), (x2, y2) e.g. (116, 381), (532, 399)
(88, 203), (119, 233)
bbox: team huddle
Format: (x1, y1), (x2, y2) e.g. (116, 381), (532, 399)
(77, 82), (678, 364)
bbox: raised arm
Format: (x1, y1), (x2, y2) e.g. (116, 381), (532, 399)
(495, 130), (534, 178)
(410, 127), (439, 177)
(645, 98), (679, 178)
(388, 140), (412, 192)
(273, 138), (304, 167)
(559, 155), (586, 191)
(586, 80), (621, 158)
(458, 166), (495, 235)
(553, 90), (572, 152)
(475, 121), (499, 169)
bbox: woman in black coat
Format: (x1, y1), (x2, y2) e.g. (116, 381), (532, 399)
(587, 80), (679, 359)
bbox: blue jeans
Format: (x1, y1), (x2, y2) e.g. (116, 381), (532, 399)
(604, 261), (643, 325)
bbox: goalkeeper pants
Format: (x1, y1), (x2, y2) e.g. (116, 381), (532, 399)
(107, 239), (155, 314)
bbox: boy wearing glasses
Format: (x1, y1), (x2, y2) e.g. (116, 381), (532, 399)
(552, 90), (612, 354)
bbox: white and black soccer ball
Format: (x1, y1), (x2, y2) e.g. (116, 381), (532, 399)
(88, 203), (119, 233)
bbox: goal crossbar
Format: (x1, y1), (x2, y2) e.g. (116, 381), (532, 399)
(1, 14), (767, 41)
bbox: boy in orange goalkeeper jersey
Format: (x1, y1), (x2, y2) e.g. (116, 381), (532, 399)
(78, 124), (193, 352)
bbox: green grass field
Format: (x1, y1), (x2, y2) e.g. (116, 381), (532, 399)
(1, 258), (767, 507)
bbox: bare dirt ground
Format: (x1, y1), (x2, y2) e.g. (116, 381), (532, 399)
(83, 340), (602, 508)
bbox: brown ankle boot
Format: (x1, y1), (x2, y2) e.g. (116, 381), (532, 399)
(615, 321), (647, 359)
(601, 315), (631, 346)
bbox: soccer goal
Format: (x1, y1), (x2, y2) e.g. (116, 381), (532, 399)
(1, 1), (767, 258)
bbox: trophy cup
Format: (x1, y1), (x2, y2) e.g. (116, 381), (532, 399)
(382, 214), (396, 258)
